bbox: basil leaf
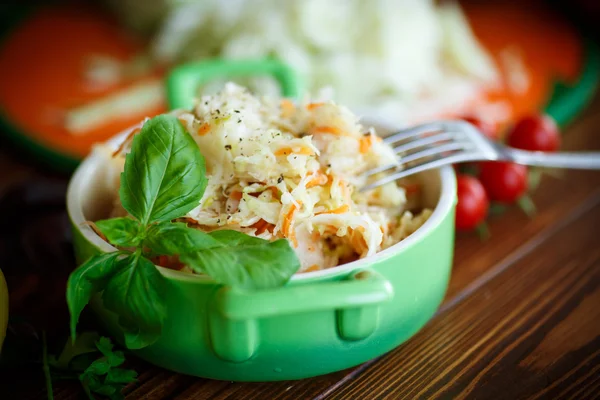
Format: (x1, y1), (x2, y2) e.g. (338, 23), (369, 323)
(208, 230), (268, 246)
(145, 222), (221, 255)
(96, 218), (144, 247)
(101, 253), (167, 349)
(81, 372), (104, 391)
(180, 231), (300, 290)
(119, 115), (207, 225)
(85, 358), (111, 375)
(66, 252), (124, 341)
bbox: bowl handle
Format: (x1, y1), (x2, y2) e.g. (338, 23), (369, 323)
(207, 269), (394, 363)
(166, 58), (301, 110)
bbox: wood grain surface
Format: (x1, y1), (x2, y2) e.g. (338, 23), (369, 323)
(1, 100), (599, 400)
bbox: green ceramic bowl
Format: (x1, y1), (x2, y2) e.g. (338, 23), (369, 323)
(67, 119), (457, 382)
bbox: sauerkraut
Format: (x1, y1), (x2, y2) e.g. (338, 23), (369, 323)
(110, 83), (431, 273)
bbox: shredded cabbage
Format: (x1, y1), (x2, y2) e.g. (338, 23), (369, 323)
(101, 0), (500, 126)
(110, 83), (433, 272)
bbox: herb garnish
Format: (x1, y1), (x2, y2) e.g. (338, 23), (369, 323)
(67, 114), (300, 349)
(45, 333), (138, 400)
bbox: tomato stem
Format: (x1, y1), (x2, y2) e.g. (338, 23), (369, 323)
(475, 222), (491, 241)
(489, 203), (508, 216)
(537, 167), (565, 179)
(459, 163), (479, 176)
(517, 195), (537, 217)
(528, 168), (543, 192)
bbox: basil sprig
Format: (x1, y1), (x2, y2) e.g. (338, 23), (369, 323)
(67, 114), (300, 349)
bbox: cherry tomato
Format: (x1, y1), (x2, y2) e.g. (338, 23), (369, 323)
(455, 174), (489, 230)
(461, 115), (499, 141)
(507, 114), (560, 152)
(479, 162), (528, 203)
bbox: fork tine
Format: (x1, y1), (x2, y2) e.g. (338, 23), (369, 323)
(360, 151), (481, 192)
(392, 132), (458, 155)
(383, 122), (444, 145)
(363, 162), (398, 178)
(398, 142), (473, 165)
(363, 141), (469, 178)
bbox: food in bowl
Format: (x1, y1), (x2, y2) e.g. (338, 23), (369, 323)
(66, 118), (456, 380)
(67, 82), (433, 351)
(107, 83), (432, 273)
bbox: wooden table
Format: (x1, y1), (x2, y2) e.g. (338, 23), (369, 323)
(1, 96), (599, 399)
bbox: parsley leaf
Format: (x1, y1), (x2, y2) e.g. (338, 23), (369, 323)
(78, 337), (138, 400)
(45, 334), (137, 400)
(95, 336), (125, 366)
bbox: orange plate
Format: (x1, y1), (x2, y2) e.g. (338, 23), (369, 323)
(0, 1), (587, 167)
(0, 6), (167, 161)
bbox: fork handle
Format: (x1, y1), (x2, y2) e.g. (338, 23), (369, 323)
(507, 149), (600, 169)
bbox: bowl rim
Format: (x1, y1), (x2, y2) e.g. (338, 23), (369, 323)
(67, 118), (457, 283)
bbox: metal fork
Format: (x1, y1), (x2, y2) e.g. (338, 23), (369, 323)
(361, 120), (600, 192)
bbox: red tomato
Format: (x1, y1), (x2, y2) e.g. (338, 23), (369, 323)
(479, 162), (528, 203)
(455, 175), (489, 230)
(461, 115), (499, 141)
(507, 114), (560, 152)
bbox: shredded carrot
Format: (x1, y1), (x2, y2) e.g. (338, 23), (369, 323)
(85, 221), (107, 242)
(349, 227), (368, 256)
(310, 126), (344, 136)
(305, 264), (320, 272)
(281, 99), (295, 118)
(157, 255), (169, 266)
(289, 231), (298, 248)
(251, 219), (275, 235)
(311, 224), (341, 241)
(359, 136), (373, 154)
(267, 186), (280, 199)
(327, 225), (339, 235)
(197, 122), (211, 136)
(338, 179), (352, 204)
(358, 135), (383, 154)
(306, 172), (329, 188)
(230, 191), (243, 201)
(274, 146), (315, 156)
(306, 102), (324, 111)
(316, 204), (350, 215)
(282, 201), (302, 247)
(401, 183), (420, 195)
(252, 219), (268, 233)
(311, 231), (320, 242)
(112, 127), (140, 157)
(155, 255), (186, 270)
